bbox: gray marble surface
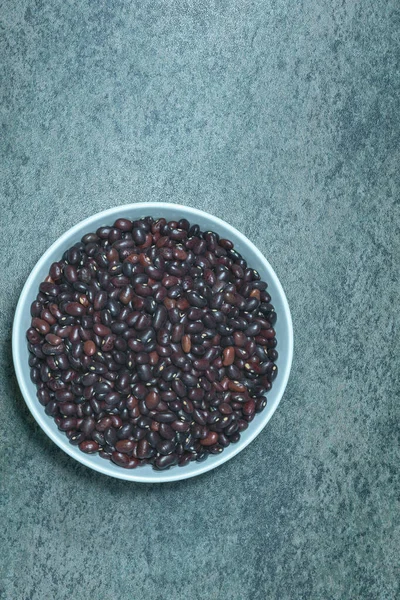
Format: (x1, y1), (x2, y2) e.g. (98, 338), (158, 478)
(1, 1), (399, 598)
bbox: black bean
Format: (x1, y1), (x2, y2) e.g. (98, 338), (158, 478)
(181, 373), (197, 387)
(172, 379), (187, 398)
(137, 364), (152, 382)
(171, 323), (184, 343)
(162, 366), (178, 382)
(186, 321), (204, 334)
(140, 328), (156, 345)
(55, 389), (74, 402)
(153, 412), (176, 423)
(186, 291), (207, 308)
(81, 417), (96, 435)
(58, 417), (78, 431)
(192, 409), (207, 425)
(192, 358), (209, 371)
(245, 322), (261, 336)
(137, 439), (152, 459)
(158, 423), (175, 439)
(156, 439), (176, 455)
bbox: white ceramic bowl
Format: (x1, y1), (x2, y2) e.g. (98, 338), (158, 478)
(13, 203), (293, 482)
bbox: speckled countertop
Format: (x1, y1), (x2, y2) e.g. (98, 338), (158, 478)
(1, 2), (399, 599)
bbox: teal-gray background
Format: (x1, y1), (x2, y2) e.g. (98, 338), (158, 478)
(1, 2), (399, 599)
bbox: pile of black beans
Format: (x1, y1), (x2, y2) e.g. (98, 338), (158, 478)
(27, 217), (278, 470)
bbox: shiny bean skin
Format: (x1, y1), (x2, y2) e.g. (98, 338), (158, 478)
(171, 323), (184, 343)
(159, 423), (175, 439)
(79, 440), (100, 453)
(27, 328), (42, 344)
(145, 391), (160, 410)
(137, 439), (153, 459)
(93, 323), (111, 337)
(182, 334), (191, 353)
(111, 451), (130, 466)
(155, 454), (178, 470)
(32, 318), (50, 335)
(145, 430), (160, 447)
(222, 346), (235, 366)
(171, 420), (191, 432)
(186, 291), (207, 308)
(65, 302), (85, 317)
(200, 431), (218, 446)
(81, 417), (96, 435)
(115, 439), (135, 453)
(152, 411), (176, 423)
(156, 439), (176, 455)
(153, 305), (167, 330)
(172, 379), (187, 398)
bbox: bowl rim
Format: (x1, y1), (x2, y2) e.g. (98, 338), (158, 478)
(12, 202), (293, 483)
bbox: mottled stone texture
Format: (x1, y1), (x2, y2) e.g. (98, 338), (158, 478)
(1, 1), (399, 598)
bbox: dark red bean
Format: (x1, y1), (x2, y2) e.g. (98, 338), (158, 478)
(182, 334), (191, 353)
(58, 417), (77, 431)
(243, 399), (256, 416)
(145, 391), (160, 410)
(153, 305), (167, 330)
(79, 440), (100, 453)
(137, 439), (152, 459)
(193, 358), (209, 371)
(110, 415), (122, 429)
(83, 340), (95, 356)
(81, 417), (96, 435)
(200, 431), (218, 446)
(40, 309), (57, 325)
(93, 323), (110, 337)
(156, 439), (176, 455)
(31, 301), (43, 317)
(65, 302), (85, 317)
(27, 328), (41, 344)
(115, 439), (134, 453)
(45, 333), (62, 346)
(222, 346), (235, 366)
(114, 218), (133, 231)
(32, 317), (50, 335)
(158, 423), (175, 439)
(155, 454), (178, 470)
(171, 420), (191, 432)
(101, 334), (116, 352)
(111, 451), (129, 466)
